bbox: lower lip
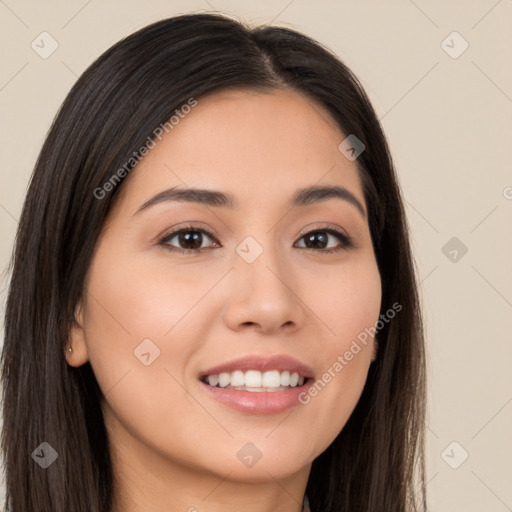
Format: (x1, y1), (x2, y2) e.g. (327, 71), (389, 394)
(198, 380), (313, 414)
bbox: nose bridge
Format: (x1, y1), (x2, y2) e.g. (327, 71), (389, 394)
(223, 231), (305, 332)
(235, 232), (288, 292)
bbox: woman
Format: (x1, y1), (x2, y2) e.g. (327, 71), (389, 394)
(1, 13), (427, 512)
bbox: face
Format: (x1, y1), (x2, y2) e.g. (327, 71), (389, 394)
(68, 89), (381, 490)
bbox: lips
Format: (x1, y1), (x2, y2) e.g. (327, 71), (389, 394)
(197, 354), (315, 414)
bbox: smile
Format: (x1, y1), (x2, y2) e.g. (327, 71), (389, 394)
(201, 369), (306, 391)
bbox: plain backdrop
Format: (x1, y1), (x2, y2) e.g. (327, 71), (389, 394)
(1, 1), (511, 511)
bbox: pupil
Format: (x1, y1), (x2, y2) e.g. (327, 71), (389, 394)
(180, 231), (202, 249)
(305, 232), (327, 249)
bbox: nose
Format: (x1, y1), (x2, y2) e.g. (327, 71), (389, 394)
(222, 241), (307, 335)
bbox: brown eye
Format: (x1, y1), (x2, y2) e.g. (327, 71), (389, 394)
(158, 225), (353, 255)
(159, 227), (219, 253)
(295, 229), (354, 253)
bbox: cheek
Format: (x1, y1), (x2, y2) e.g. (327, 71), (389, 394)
(298, 255), (381, 448)
(81, 249), (215, 456)
(81, 245), (213, 395)
(307, 252), (382, 344)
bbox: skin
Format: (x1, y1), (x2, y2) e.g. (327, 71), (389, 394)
(67, 88), (382, 512)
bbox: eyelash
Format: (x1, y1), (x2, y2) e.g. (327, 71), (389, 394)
(158, 224), (354, 254)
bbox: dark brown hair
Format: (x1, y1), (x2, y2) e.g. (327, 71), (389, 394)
(1, 13), (427, 512)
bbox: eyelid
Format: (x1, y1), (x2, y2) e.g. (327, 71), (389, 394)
(296, 222), (350, 239)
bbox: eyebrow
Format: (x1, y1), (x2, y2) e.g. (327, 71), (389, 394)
(134, 184), (366, 218)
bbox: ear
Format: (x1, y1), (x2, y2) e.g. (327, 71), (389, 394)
(66, 300), (90, 367)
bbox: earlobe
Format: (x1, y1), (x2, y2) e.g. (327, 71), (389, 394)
(66, 301), (89, 367)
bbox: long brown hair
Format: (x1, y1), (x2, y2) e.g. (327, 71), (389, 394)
(1, 13), (427, 511)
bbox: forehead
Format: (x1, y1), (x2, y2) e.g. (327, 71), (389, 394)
(112, 88), (365, 215)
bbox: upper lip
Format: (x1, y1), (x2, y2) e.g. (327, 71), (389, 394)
(198, 354), (315, 380)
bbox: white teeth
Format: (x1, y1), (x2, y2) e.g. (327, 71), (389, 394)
(218, 372), (230, 388)
(207, 374), (219, 387)
(203, 370), (307, 390)
(262, 370), (281, 388)
(244, 370), (262, 387)
(280, 371), (290, 386)
(231, 370), (245, 387)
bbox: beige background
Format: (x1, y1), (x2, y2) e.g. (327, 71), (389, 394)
(1, 1), (511, 510)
